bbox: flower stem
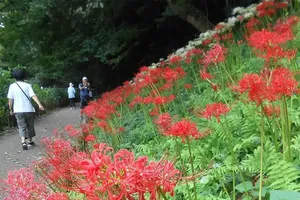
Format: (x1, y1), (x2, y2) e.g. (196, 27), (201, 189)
(259, 104), (265, 200)
(176, 140), (192, 199)
(187, 139), (198, 200)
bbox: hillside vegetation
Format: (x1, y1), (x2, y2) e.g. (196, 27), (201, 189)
(3, 1), (300, 200)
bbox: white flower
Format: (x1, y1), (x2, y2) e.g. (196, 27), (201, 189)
(149, 65), (157, 69)
(244, 12), (254, 19)
(175, 48), (185, 55)
(232, 7), (245, 15)
(227, 17), (237, 27)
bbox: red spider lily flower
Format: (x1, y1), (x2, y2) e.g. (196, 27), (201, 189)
(200, 69), (214, 80)
(245, 17), (261, 32)
(256, 1), (287, 17)
(139, 66), (150, 73)
(64, 124), (74, 132)
(155, 113), (172, 133)
(235, 67), (297, 104)
(214, 23), (225, 31)
(269, 67), (298, 98)
(143, 96), (153, 104)
(81, 122), (94, 134)
(2, 167), (49, 200)
(237, 73), (267, 105)
(162, 67), (186, 83)
(200, 43), (227, 67)
(184, 84), (192, 89)
(272, 16), (299, 42)
(247, 29), (292, 51)
(185, 57), (192, 64)
(153, 96), (168, 105)
(263, 46), (297, 63)
(201, 102), (230, 122)
(64, 124), (81, 137)
(168, 94), (176, 102)
(263, 105), (280, 117)
(158, 83), (173, 91)
(185, 48), (203, 58)
(129, 96), (143, 108)
(152, 95), (175, 105)
(114, 149), (135, 165)
(85, 134), (96, 142)
(167, 120), (203, 141)
(213, 33), (221, 41)
(221, 33), (233, 42)
(169, 55), (182, 64)
(202, 39), (211, 46)
(97, 120), (113, 133)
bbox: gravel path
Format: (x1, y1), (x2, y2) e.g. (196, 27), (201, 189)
(0, 104), (80, 181)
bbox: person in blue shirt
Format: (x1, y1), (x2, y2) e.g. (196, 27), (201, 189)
(79, 77), (90, 120)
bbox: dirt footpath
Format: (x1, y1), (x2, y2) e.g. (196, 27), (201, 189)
(0, 104), (80, 180)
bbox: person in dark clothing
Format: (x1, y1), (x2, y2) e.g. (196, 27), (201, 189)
(78, 77), (90, 121)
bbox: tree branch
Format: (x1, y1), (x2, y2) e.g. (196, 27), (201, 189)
(166, 0), (214, 32)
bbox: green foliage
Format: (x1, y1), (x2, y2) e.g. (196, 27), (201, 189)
(0, 68), (13, 129)
(269, 190), (300, 200)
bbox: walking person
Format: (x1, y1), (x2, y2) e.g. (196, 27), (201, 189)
(79, 77), (90, 121)
(68, 83), (76, 109)
(7, 69), (45, 150)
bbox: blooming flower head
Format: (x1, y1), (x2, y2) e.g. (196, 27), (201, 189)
(200, 43), (227, 67)
(201, 102), (230, 122)
(269, 67), (298, 98)
(247, 29), (290, 51)
(85, 134), (96, 142)
(168, 119), (204, 141)
(200, 69), (214, 80)
(235, 67), (298, 104)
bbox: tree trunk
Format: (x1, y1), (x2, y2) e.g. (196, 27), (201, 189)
(166, 0), (214, 32)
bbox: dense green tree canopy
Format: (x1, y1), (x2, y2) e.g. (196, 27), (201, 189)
(0, 0), (259, 92)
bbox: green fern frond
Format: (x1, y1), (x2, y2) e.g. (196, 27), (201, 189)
(267, 160), (300, 191)
(240, 142), (279, 173)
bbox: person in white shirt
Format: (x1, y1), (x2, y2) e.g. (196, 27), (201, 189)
(7, 69), (44, 150)
(68, 83), (76, 109)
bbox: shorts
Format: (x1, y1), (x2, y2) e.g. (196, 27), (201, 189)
(15, 112), (36, 138)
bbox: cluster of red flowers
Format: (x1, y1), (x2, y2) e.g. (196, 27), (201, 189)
(155, 113), (209, 142)
(35, 137), (181, 200)
(129, 94), (176, 108)
(247, 16), (299, 64)
(256, 1), (288, 17)
(1, 167), (68, 200)
(235, 67), (298, 105)
(185, 48), (203, 63)
(245, 17), (261, 35)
